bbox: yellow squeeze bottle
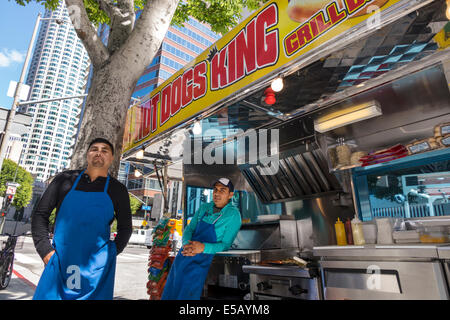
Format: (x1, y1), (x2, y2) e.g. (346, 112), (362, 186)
(335, 218), (347, 246)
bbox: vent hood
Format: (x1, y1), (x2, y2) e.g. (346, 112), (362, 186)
(239, 143), (342, 204)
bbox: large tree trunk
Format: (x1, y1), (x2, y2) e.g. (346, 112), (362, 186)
(69, 60), (139, 177)
(67, 0), (180, 178)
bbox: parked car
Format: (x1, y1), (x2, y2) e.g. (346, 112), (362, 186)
(129, 228), (151, 246)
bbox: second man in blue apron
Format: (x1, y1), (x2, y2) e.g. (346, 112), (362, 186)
(162, 177), (242, 300)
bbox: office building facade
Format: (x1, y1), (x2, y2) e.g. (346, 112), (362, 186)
(132, 17), (221, 99)
(18, 2), (90, 181)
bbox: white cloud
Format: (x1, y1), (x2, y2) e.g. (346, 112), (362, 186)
(0, 49), (25, 68)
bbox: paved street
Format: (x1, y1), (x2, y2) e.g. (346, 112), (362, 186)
(0, 236), (150, 300)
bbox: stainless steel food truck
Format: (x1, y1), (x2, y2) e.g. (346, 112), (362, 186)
(122, 0), (450, 300)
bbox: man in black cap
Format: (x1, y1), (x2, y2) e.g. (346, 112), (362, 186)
(32, 138), (132, 300)
(162, 177), (242, 300)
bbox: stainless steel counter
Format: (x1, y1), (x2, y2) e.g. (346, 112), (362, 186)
(438, 246), (450, 260)
(313, 243), (450, 300)
(313, 243), (450, 260)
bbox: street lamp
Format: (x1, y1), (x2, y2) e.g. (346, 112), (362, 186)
(0, 13), (71, 172)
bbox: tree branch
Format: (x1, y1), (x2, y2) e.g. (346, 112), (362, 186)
(106, 0), (136, 54)
(97, 0), (121, 19)
(117, 0), (179, 73)
(64, 0), (110, 69)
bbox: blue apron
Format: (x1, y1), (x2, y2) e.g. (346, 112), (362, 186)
(33, 170), (117, 300)
(161, 210), (222, 300)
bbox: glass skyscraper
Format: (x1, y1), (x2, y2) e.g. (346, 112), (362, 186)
(18, 2), (90, 181)
(132, 17), (221, 99)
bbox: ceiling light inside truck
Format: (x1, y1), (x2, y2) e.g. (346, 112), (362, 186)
(314, 101), (382, 133)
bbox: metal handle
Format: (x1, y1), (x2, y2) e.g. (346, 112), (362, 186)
(289, 285), (308, 295)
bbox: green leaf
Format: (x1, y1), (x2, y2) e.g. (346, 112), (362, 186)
(0, 159), (34, 210)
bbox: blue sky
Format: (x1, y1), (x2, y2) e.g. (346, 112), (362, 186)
(0, 1), (45, 109)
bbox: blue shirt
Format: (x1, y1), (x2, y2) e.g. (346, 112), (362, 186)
(182, 202), (242, 254)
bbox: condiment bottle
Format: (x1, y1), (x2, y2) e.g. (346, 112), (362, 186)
(335, 218), (347, 246)
(351, 216), (366, 245)
(344, 218), (354, 245)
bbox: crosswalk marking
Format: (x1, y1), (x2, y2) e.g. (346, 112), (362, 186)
(14, 253), (41, 265)
(117, 253), (148, 261)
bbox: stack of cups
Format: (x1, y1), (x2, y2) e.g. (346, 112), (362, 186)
(376, 218), (394, 244)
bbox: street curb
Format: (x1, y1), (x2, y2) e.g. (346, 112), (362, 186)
(12, 269), (37, 290)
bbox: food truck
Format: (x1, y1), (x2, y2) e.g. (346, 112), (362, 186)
(122, 0), (450, 300)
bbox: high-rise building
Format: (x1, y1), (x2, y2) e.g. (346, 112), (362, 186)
(132, 17), (221, 99)
(18, 2), (90, 181)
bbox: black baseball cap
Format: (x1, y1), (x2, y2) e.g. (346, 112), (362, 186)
(88, 138), (114, 155)
(213, 178), (234, 192)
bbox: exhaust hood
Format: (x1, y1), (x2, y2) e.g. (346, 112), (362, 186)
(239, 143), (342, 204)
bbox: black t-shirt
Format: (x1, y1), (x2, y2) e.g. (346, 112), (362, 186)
(31, 169), (132, 260)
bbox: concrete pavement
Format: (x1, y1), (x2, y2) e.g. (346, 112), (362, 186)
(0, 236), (151, 300)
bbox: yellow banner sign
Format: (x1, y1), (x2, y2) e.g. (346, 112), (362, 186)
(123, 0), (401, 154)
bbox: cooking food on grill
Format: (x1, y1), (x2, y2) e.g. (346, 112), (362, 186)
(259, 257), (308, 267)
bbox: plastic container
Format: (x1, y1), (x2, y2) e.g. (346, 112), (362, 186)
(418, 226), (450, 243)
(351, 217), (366, 245)
(362, 223), (377, 244)
(334, 218), (347, 246)
(376, 218), (393, 244)
(344, 218), (354, 245)
(336, 138), (351, 167)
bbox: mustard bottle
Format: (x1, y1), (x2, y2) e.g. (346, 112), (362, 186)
(335, 218), (347, 246)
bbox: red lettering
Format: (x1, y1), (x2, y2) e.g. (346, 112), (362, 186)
(182, 69), (193, 107)
(194, 62), (207, 99)
(171, 76), (182, 116)
(160, 85), (171, 126)
(228, 39), (236, 84)
(284, 33), (299, 56)
(344, 0), (366, 14)
(256, 4), (278, 68)
(235, 20), (256, 79)
(314, 12), (332, 34)
(140, 100), (151, 139)
(310, 19), (319, 38)
(150, 94), (159, 132)
(211, 48), (228, 90)
(296, 24), (313, 48)
(328, 3), (346, 23)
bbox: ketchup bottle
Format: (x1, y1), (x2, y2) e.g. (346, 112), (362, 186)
(345, 218), (354, 245)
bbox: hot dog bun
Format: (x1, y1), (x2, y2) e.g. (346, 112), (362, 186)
(287, 0), (331, 23)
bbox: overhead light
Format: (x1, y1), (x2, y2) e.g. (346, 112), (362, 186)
(314, 101), (382, 133)
(192, 121), (202, 135)
(271, 76), (284, 92)
(134, 169), (142, 177)
(203, 189), (209, 196)
(136, 149), (144, 159)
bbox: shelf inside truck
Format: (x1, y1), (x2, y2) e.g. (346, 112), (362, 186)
(312, 243), (450, 259)
(351, 148), (450, 176)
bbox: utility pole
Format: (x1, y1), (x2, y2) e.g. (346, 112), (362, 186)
(0, 13), (42, 173)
